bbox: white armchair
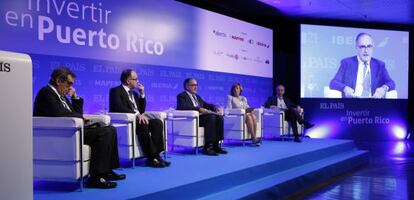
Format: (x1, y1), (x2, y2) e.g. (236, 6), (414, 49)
(262, 108), (304, 139)
(33, 114), (110, 190)
(108, 112), (167, 167)
(262, 108), (284, 139)
(167, 110), (204, 154)
(223, 108), (263, 145)
(33, 117), (87, 190)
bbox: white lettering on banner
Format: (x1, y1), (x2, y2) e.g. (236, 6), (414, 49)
(27, 0), (112, 24)
(4, 1), (165, 56)
(126, 32), (164, 55)
(38, 16), (120, 49)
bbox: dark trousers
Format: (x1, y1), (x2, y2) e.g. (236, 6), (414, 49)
(135, 118), (165, 159)
(199, 113), (224, 147)
(284, 109), (305, 137)
(84, 125), (120, 176)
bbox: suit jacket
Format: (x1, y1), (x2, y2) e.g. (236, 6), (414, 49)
(176, 91), (216, 111)
(33, 85), (83, 118)
(109, 85), (146, 114)
(263, 96), (297, 110)
(329, 56), (395, 96)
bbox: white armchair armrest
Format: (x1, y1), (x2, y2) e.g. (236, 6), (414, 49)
(108, 113), (136, 122)
(263, 108), (282, 114)
(33, 117), (83, 128)
(145, 111), (167, 120)
(226, 109), (245, 115)
(83, 114), (111, 126)
(170, 110), (199, 117)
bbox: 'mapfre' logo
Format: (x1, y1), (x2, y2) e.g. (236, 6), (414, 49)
(0, 61), (11, 72)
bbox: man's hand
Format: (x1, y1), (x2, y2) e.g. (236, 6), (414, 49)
(136, 114), (149, 125)
(68, 86), (77, 98)
(199, 108), (209, 114)
(373, 87), (387, 98)
(296, 106), (304, 114)
(343, 86), (356, 98)
(136, 83), (145, 95)
(270, 105), (278, 109)
(215, 107), (224, 115)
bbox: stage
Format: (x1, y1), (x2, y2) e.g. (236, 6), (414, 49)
(34, 138), (368, 200)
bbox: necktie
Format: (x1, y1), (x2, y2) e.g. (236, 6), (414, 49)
(128, 90), (138, 112)
(192, 94), (199, 107)
(361, 62), (371, 97)
(60, 95), (72, 111)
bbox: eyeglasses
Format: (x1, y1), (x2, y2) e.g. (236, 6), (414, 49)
(129, 78), (138, 82)
(188, 84), (198, 87)
(358, 45), (373, 50)
(63, 80), (74, 86)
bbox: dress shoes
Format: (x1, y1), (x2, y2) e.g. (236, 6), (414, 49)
(294, 137), (302, 143)
(157, 156), (171, 167)
(87, 177), (117, 189)
(146, 158), (166, 168)
(202, 147), (218, 156)
(105, 171), (126, 181)
(252, 139), (261, 147)
(214, 147), (228, 154)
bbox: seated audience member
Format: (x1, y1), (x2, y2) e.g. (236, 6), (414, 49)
(109, 69), (170, 168)
(263, 84), (314, 143)
(34, 67), (125, 189)
(227, 83), (260, 146)
(176, 78), (227, 156)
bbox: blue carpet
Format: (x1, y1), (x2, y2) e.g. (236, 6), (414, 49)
(34, 139), (367, 200)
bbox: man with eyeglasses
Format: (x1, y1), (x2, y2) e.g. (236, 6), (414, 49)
(34, 67), (125, 189)
(263, 84), (314, 143)
(177, 78), (227, 156)
(109, 69), (170, 168)
(330, 32), (395, 98)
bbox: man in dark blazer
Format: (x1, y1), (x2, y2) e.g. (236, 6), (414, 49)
(34, 67), (125, 189)
(330, 33), (395, 98)
(109, 69), (169, 168)
(176, 78), (227, 156)
(263, 84), (314, 142)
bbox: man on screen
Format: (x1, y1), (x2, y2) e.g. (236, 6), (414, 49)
(329, 33), (395, 98)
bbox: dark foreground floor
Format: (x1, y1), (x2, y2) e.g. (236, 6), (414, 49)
(290, 141), (414, 200)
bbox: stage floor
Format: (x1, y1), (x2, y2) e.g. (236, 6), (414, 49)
(34, 138), (367, 200)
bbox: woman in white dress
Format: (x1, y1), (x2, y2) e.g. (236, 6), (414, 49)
(227, 83), (260, 146)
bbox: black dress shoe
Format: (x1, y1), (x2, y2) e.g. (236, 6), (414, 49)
(87, 177), (117, 189)
(294, 137), (302, 143)
(214, 147), (228, 154)
(146, 158), (166, 168)
(157, 157), (171, 167)
(202, 147), (218, 156)
(105, 171), (126, 181)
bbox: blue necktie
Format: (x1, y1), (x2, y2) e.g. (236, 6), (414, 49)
(361, 62), (371, 97)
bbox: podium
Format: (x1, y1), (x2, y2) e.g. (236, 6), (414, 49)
(0, 50), (32, 200)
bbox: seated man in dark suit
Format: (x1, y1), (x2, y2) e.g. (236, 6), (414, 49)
(176, 78), (227, 156)
(263, 84), (314, 143)
(34, 67), (125, 189)
(330, 32), (395, 98)
(109, 69), (170, 168)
